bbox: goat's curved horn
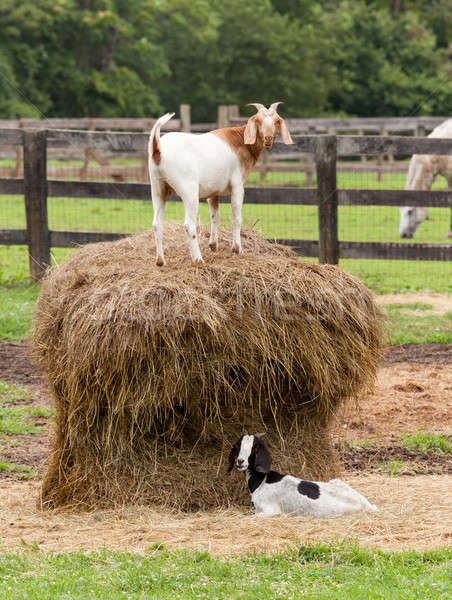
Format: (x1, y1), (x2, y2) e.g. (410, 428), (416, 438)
(269, 101), (283, 114)
(246, 103), (266, 113)
(255, 432), (266, 438)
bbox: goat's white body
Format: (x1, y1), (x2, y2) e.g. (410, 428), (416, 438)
(251, 475), (378, 518)
(150, 131), (243, 199)
(400, 118), (452, 238)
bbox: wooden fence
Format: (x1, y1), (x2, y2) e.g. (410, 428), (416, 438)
(0, 110), (448, 184)
(0, 128), (451, 281)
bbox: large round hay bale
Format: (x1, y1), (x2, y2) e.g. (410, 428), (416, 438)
(33, 226), (383, 510)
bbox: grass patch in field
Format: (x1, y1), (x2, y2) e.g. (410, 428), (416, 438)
(0, 283), (39, 339)
(0, 543), (450, 600)
(0, 380), (28, 404)
(0, 461), (35, 479)
(385, 302), (434, 311)
(340, 259), (452, 295)
(402, 431), (452, 456)
(0, 380), (52, 436)
(383, 304), (452, 344)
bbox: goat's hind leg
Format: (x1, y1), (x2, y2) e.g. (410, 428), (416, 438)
(151, 178), (166, 266)
(207, 195), (220, 251)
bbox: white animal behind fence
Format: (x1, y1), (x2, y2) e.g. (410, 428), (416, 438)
(399, 118), (452, 239)
(228, 434), (378, 518)
(148, 103), (294, 266)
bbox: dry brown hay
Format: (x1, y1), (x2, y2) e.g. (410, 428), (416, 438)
(1, 476), (450, 555)
(32, 225), (383, 511)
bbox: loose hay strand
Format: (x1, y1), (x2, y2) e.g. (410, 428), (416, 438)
(32, 226), (384, 510)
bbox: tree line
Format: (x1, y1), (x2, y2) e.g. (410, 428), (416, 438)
(0, 0), (450, 122)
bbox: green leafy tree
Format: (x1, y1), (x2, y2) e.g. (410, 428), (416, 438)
(158, 0), (334, 121)
(0, 0), (450, 119)
(322, 1), (452, 116)
(0, 0), (168, 117)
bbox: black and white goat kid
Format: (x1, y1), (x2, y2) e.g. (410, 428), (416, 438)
(228, 434), (378, 517)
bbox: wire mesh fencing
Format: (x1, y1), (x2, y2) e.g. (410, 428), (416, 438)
(0, 127), (451, 293)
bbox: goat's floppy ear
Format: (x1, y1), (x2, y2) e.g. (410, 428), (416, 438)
(278, 118), (294, 145)
(227, 443), (239, 473)
(244, 117), (257, 145)
(254, 442), (272, 473)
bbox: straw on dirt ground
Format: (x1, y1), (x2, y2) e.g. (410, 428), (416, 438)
(1, 475), (450, 555)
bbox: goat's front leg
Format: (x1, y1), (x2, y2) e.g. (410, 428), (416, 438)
(182, 187), (203, 264)
(207, 196), (220, 251)
(151, 178), (166, 266)
(231, 183), (244, 254)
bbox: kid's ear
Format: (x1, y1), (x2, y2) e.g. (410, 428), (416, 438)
(244, 116), (258, 145)
(254, 443), (271, 473)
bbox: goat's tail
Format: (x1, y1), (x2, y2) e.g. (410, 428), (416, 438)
(149, 112), (175, 165)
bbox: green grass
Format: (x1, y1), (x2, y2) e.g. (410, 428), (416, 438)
(0, 543), (450, 600)
(248, 163), (450, 191)
(0, 380), (29, 404)
(0, 380), (52, 436)
(0, 284), (39, 339)
(402, 431), (452, 456)
(0, 461), (35, 479)
(383, 303), (452, 344)
(1, 194), (450, 242)
(385, 302), (434, 311)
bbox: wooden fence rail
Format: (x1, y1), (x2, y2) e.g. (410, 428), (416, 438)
(0, 129), (451, 280)
(0, 112), (449, 184)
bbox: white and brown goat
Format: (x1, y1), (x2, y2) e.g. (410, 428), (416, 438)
(148, 103), (294, 265)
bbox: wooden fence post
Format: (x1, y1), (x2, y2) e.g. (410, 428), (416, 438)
(14, 119), (25, 178)
(180, 104), (191, 133)
(377, 126), (387, 182)
(416, 123), (426, 138)
(227, 104), (239, 121)
(217, 105), (229, 129)
(305, 125), (316, 186)
(315, 135), (339, 265)
(23, 129), (50, 281)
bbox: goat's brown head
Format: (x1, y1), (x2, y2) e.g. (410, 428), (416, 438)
(244, 102), (294, 150)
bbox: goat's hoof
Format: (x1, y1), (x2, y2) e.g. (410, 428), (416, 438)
(209, 242), (218, 251)
(447, 230), (452, 239)
(193, 257), (204, 265)
(231, 244), (242, 254)
(156, 256), (165, 267)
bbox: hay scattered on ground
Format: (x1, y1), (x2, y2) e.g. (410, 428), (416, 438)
(1, 476), (450, 555)
(33, 226), (383, 510)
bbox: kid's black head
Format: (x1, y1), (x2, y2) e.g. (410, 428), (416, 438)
(227, 434), (271, 474)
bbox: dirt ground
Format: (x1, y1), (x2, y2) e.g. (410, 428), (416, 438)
(377, 292), (452, 315)
(0, 338), (451, 554)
